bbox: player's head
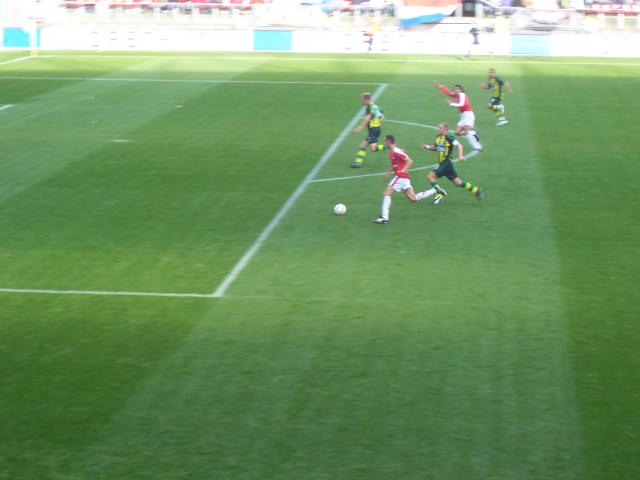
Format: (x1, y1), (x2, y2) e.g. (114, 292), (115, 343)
(488, 68), (496, 78)
(454, 84), (464, 93)
(361, 92), (372, 105)
(437, 123), (449, 135)
(384, 134), (395, 148)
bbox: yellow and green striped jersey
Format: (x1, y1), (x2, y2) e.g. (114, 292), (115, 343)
(365, 103), (384, 128)
(434, 134), (458, 164)
(489, 76), (505, 98)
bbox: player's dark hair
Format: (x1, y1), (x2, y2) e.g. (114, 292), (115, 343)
(385, 134), (395, 144)
(454, 84), (464, 91)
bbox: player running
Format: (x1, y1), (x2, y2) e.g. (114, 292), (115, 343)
(480, 68), (512, 126)
(352, 92), (385, 168)
(373, 134), (445, 224)
(421, 122), (483, 204)
(434, 81), (482, 150)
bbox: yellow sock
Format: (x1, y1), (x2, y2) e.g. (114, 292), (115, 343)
(354, 149), (367, 164)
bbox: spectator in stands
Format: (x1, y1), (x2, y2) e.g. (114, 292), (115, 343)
(464, 21), (480, 59)
(470, 25), (480, 45)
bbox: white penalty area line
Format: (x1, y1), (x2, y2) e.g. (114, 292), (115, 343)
(386, 119), (438, 130)
(310, 118), (480, 183)
(0, 55), (34, 67)
(0, 75), (376, 86)
(0, 287), (213, 299)
(310, 150), (480, 184)
(211, 83), (389, 298)
(0, 104), (14, 111)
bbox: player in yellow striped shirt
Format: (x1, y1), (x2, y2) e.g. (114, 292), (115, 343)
(351, 92), (385, 168)
(480, 68), (512, 126)
(421, 122), (483, 203)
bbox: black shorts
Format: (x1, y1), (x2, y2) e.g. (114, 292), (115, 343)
(433, 160), (458, 181)
(366, 127), (381, 145)
(490, 96), (502, 106)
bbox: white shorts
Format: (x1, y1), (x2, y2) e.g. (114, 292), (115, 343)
(388, 176), (412, 193)
(457, 110), (475, 128)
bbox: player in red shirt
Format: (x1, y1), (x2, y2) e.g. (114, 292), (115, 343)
(373, 134), (445, 224)
(434, 81), (482, 150)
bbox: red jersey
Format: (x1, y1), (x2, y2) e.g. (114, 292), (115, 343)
(390, 147), (411, 179)
(438, 84), (472, 113)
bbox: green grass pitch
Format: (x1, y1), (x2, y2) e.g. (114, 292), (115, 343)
(0, 51), (639, 479)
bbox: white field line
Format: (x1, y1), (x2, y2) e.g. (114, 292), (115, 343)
(211, 83), (388, 298)
(0, 104), (14, 111)
(0, 287), (213, 299)
(310, 150), (480, 183)
(0, 56), (33, 67)
(0, 75), (375, 86)
(40, 54), (640, 67)
(386, 119), (438, 129)
(310, 119), (479, 183)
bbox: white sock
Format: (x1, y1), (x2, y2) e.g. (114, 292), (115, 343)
(381, 195), (391, 219)
(466, 131), (482, 149)
(415, 188), (436, 200)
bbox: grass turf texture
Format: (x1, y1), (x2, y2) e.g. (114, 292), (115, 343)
(0, 52), (639, 479)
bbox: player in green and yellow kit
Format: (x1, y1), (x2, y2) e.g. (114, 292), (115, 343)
(351, 92), (385, 168)
(420, 122), (483, 204)
(480, 68), (512, 126)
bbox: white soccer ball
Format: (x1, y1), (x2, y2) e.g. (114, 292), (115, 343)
(334, 204), (347, 215)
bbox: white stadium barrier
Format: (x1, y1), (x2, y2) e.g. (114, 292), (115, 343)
(1, 0), (639, 57)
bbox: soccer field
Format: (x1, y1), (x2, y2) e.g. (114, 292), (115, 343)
(1, 51), (639, 479)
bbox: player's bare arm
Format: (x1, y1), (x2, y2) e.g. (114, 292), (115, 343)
(421, 143), (435, 151)
(399, 157), (413, 174)
(457, 142), (465, 161)
(505, 82), (513, 93)
(353, 114), (371, 133)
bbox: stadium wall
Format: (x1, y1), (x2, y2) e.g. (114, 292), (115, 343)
(3, 26), (640, 57)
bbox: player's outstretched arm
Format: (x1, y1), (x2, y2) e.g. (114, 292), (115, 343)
(434, 81), (455, 97)
(457, 142), (465, 161)
(505, 81), (513, 94)
(421, 143), (434, 151)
